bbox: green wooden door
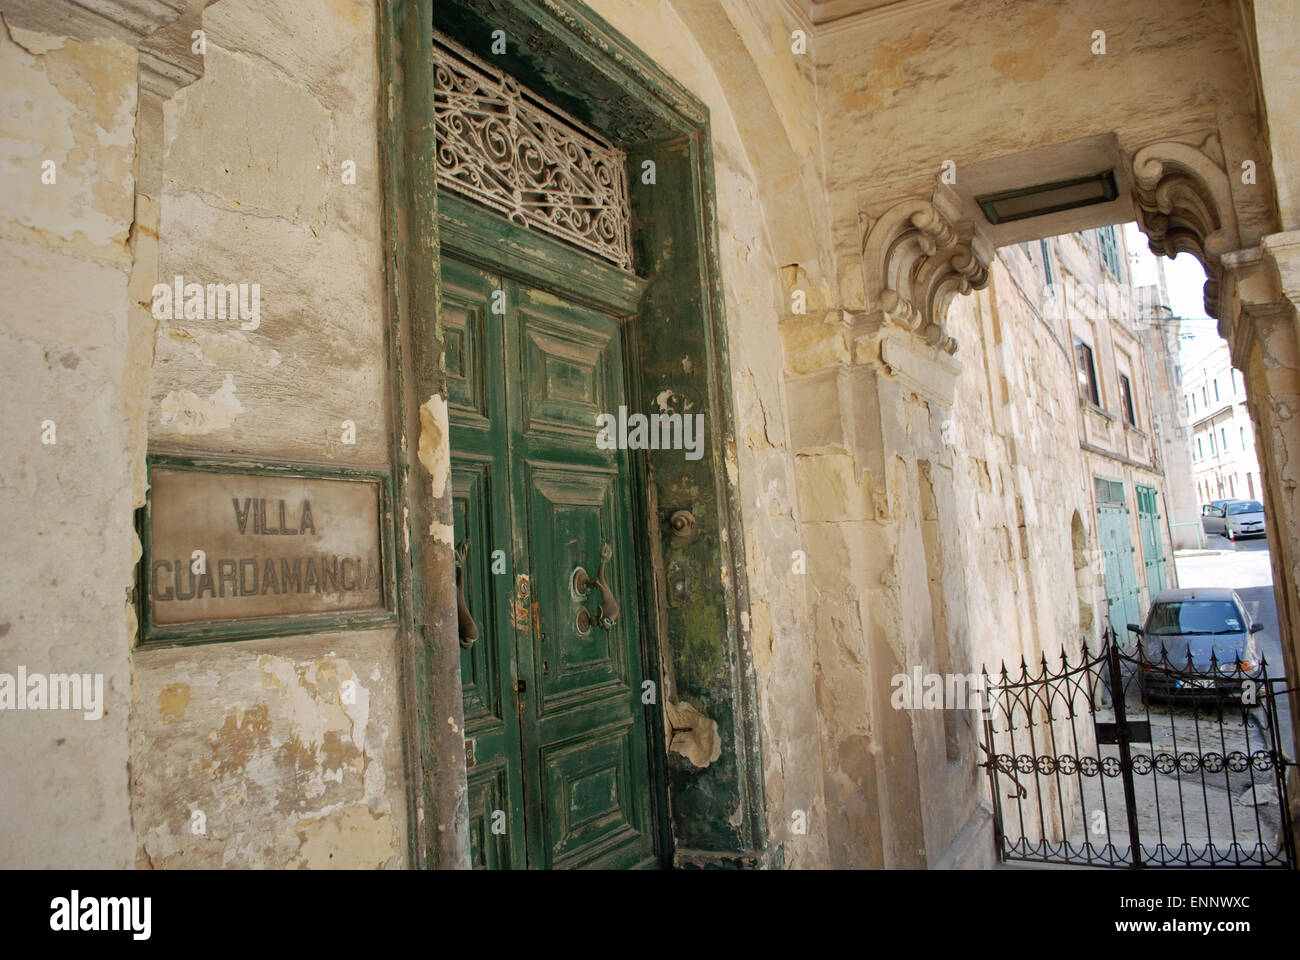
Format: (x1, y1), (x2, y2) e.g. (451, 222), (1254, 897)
(1095, 478), (1141, 643)
(1135, 484), (1168, 598)
(443, 253), (656, 870)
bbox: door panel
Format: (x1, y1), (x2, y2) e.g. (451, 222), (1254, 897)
(1098, 503), (1141, 641)
(443, 256), (528, 869)
(466, 764), (512, 870)
(1135, 484), (1167, 596)
(542, 719), (646, 868)
(507, 280), (655, 869)
(444, 257), (656, 869)
(453, 459), (502, 726)
(519, 315), (614, 441)
(526, 465), (629, 713)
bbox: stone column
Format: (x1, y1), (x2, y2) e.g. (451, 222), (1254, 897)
(1221, 233), (1300, 839)
(780, 193), (990, 868)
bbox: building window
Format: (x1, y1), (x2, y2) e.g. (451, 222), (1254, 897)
(1248, 474), (1255, 499)
(1119, 373), (1136, 426)
(1197, 437), (1203, 458)
(1210, 433), (1216, 455)
(1221, 426), (1228, 450)
(1231, 368), (1239, 393)
(1240, 426), (1246, 450)
(1040, 238), (1053, 288)
(1202, 385), (1208, 406)
(1229, 475), (1236, 497)
(1099, 225), (1122, 280)
(1074, 337), (1100, 406)
(1094, 475), (1126, 504)
(1214, 378), (1220, 401)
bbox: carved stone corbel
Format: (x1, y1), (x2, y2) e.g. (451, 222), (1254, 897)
(861, 196), (991, 355)
(1131, 136), (1241, 318)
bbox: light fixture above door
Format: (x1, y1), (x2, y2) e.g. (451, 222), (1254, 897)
(976, 170), (1119, 224)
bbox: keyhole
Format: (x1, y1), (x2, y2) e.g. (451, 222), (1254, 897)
(542, 660), (549, 675)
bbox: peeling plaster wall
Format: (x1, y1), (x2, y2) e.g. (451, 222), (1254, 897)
(0, 16), (138, 867)
(133, 0), (406, 868)
(134, 631), (403, 868)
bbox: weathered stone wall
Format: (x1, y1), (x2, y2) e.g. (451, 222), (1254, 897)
(946, 256), (1093, 678)
(0, 15), (139, 868)
(1255, 0), (1300, 233)
(1142, 306), (1202, 552)
(132, 0), (407, 869)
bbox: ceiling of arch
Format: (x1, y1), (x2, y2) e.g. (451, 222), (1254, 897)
(790, 0), (926, 27)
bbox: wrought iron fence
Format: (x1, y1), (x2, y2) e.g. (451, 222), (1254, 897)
(981, 625), (1295, 868)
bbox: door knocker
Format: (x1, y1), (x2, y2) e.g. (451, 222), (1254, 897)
(455, 538), (478, 650)
(572, 541), (620, 635)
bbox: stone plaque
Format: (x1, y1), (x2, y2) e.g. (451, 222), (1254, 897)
(147, 468), (386, 627)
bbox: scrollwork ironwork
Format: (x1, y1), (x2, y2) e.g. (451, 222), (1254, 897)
(433, 32), (633, 271)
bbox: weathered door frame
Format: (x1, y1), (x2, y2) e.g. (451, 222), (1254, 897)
(379, 0), (768, 868)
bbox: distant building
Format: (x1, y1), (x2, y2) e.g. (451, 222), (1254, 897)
(1028, 227), (1184, 642)
(1183, 344), (1263, 505)
(1131, 246), (1205, 551)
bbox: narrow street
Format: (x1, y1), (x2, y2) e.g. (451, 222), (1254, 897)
(1176, 532), (1293, 760)
(995, 530), (1295, 868)
(1077, 531), (1295, 865)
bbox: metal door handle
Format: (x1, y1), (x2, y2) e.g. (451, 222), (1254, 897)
(572, 541), (619, 633)
(455, 538), (478, 649)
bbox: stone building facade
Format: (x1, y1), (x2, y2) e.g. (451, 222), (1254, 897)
(3, 0), (1300, 870)
(1185, 341), (1264, 506)
(1138, 286), (1205, 552)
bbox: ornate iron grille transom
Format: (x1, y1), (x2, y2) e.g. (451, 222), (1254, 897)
(433, 32), (633, 271)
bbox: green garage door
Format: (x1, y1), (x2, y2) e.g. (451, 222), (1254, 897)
(1095, 476), (1142, 643)
(1135, 483), (1168, 597)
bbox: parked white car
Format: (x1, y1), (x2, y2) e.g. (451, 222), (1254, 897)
(1223, 500), (1266, 541)
(1200, 499), (1235, 535)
